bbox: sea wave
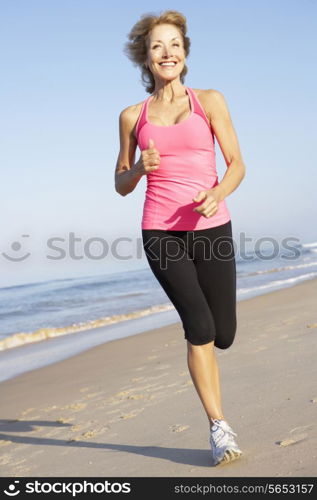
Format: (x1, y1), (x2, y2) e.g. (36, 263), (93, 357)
(241, 260), (317, 277)
(302, 241), (317, 248)
(238, 271), (317, 295)
(0, 303), (174, 352)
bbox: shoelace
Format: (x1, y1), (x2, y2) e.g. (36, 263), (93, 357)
(211, 420), (238, 448)
(212, 419), (237, 436)
(216, 420), (242, 453)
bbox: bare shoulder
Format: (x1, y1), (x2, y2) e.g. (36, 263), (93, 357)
(119, 101), (144, 139)
(120, 101), (143, 121)
(193, 89), (226, 111)
(191, 88), (227, 121)
(192, 88), (225, 101)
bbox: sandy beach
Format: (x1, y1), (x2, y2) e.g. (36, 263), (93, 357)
(0, 277), (317, 477)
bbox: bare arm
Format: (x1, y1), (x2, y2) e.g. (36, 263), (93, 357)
(205, 89), (246, 201)
(114, 107), (143, 196)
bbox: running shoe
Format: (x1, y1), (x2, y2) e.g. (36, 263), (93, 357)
(209, 418), (243, 465)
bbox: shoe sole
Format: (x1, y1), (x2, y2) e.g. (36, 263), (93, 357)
(218, 448), (243, 465)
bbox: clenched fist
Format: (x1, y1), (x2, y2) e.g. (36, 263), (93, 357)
(192, 189), (221, 218)
(134, 138), (160, 176)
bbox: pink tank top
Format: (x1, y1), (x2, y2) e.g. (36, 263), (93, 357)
(135, 86), (231, 230)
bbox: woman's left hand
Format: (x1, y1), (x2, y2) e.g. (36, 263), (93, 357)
(192, 187), (222, 218)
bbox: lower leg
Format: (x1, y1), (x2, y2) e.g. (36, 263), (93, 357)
(187, 340), (225, 424)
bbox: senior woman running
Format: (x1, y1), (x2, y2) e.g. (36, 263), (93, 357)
(115, 9), (246, 466)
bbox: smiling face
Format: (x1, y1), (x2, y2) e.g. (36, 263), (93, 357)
(145, 23), (186, 83)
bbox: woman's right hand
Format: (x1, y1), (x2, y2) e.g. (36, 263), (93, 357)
(134, 138), (160, 176)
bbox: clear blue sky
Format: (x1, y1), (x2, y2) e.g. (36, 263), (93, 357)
(1, 0), (316, 287)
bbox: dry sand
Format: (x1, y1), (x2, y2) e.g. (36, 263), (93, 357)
(0, 278), (317, 477)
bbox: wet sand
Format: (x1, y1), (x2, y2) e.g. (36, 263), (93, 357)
(0, 278), (317, 477)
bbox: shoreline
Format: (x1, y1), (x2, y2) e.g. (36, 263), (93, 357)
(1, 275), (317, 383)
(0, 276), (316, 476)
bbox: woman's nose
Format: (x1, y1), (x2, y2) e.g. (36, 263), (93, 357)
(162, 47), (172, 57)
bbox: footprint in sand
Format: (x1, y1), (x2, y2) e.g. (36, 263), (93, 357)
(155, 363), (170, 371)
(43, 405), (59, 413)
(67, 425), (100, 441)
(115, 390), (132, 397)
(276, 424), (316, 447)
(172, 379), (193, 393)
(127, 394), (145, 400)
(89, 426), (109, 437)
(82, 430), (98, 439)
(84, 392), (102, 400)
(175, 388), (188, 394)
(71, 424), (82, 432)
(56, 417), (75, 424)
(107, 399), (126, 407)
(62, 403), (87, 411)
(98, 383), (161, 409)
(119, 408), (145, 419)
(169, 424), (189, 433)
(182, 380), (193, 387)
(277, 435), (307, 447)
(81, 428), (109, 439)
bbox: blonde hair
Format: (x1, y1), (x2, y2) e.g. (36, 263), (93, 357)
(123, 9), (191, 94)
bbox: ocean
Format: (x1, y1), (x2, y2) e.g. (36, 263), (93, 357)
(0, 239), (316, 381)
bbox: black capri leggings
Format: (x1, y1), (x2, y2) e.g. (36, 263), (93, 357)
(142, 220), (237, 349)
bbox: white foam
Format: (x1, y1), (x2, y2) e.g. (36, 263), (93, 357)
(238, 271), (317, 295)
(0, 303), (174, 352)
(302, 241), (317, 248)
(243, 260), (317, 277)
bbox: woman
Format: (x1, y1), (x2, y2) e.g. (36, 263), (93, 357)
(115, 10), (246, 466)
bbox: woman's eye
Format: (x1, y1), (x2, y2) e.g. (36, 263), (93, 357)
(152, 43), (180, 49)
